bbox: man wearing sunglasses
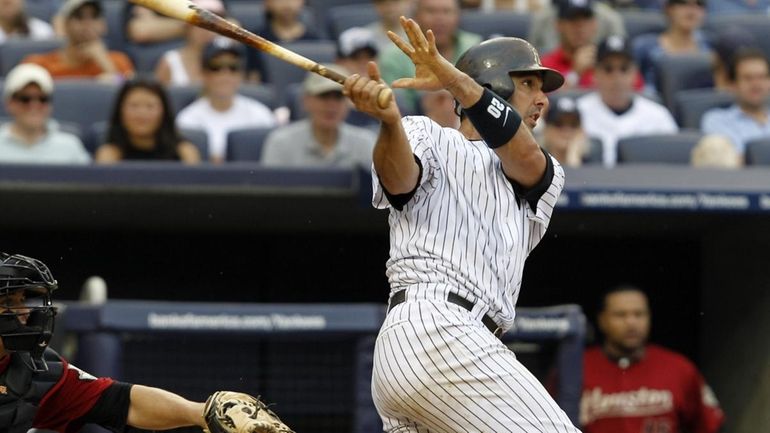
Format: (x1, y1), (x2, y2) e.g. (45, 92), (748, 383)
(0, 64), (90, 165)
(576, 35), (678, 167)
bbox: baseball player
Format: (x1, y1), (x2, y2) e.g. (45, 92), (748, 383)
(343, 16), (580, 433)
(581, 285), (724, 433)
(0, 252), (292, 433)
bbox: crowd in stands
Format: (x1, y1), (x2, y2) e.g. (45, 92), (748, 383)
(1, 0), (769, 169)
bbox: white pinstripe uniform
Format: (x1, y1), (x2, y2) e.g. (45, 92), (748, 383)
(370, 115), (579, 433)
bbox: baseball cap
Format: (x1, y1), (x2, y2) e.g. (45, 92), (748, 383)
(337, 27), (378, 59)
(556, 0), (594, 20)
(303, 64), (350, 96)
(201, 39), (245, 68)
(3, 64), (54, 100)
(546, 96), (581, 124)
(596, 35), (633, 64)
(58, 0), (102, 19)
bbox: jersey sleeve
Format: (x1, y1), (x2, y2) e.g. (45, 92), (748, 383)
(33, 361), (115, 433)
(523, 153), (565, 253)
(371, 116), (442, 210)
(682, 364), (725, 433)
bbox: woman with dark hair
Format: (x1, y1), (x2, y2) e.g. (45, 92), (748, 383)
(0, 0), (54, 43)
(95, 79), (200, 163)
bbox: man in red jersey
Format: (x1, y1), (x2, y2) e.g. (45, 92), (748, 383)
(581, 285), (724, 433)
(0, 252), (291, 433)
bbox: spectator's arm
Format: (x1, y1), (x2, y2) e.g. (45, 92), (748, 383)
(155, 56), (172, 86)
(177, 141), (202, 164)
(95, 144), (123, 163)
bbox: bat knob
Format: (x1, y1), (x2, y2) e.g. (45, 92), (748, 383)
(376, 88), (393, 109)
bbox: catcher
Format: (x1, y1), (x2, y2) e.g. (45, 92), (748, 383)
(0, 252), (292, 433)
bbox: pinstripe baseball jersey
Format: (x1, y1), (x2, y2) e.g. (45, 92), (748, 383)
(372, 115), (565, 332)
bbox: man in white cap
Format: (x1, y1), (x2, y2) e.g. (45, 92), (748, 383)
(262, 64), (376, 168)
(0, 64), (90, 165)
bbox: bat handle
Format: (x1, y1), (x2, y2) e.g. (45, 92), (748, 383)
(320, 66), (393, 110)
(376, 88), (393, 110)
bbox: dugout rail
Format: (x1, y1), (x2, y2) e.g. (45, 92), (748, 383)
(63, 301), (585, 433)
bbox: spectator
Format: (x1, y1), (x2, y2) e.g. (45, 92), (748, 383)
(124, 4), (185, 44)
(701, 49), (770, 155)
(581, 285), (725, 433)
(0, 64), (90, 165)
(420, 89), (459, 128)
(336, 26), (381, 129)
(469, 0), (550, 12)
(380, 0), (482, 112)
(633, 0), (710, 95)
(246, 0), (321, 83)
(710, 27), (757, 92)
(364, 0), (411, 52)
(96, 79), (200, 164)
(577, 35), (678, 166)
(541, 0), (643, 90)
(0, 0), (55, 43)
(154, 0), (227, 86)
(262, 64), (376, 169)
(691, 134), (742, 168)
(528, 0), (626, 55)
(542, 96), (590, 166)
(177, 42), (277, 163)
(24, 0), (133, 80)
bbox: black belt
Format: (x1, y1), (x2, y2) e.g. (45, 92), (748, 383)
(388, 289), (504, 338)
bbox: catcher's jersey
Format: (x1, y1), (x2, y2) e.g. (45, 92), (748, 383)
(581, 345), (724, 433)
(371, 116), (565, 331)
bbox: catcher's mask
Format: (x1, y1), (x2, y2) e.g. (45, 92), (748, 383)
(0, 252), (58, 371)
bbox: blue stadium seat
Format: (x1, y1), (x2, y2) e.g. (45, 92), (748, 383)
(179, 128), (209, 160)
(228, 2), (265, 33)
(654, 53), (713, 111)
(238, 84), (278, 109)
(226, 127), (275, 162)
(126, 40), (184, 74)
(103, 0), (127, 52)
(584, 137), (604, 165)
(51, 80), (119, 136)
(261, 41), (337, 99)
(745, 138), (770, 166)
(326, 5), (379, 40)
(0, 39), (63, 76)
(24, 0), (57, 23)
(86, 121), (109, 154)
(705, 15), (770, 61)
(617, 132), (703, 164)
(674, 89), (734, 129)
(621, 10), (667, 40)
(459, 11), (531, 39)
(285, 82), (305, 121)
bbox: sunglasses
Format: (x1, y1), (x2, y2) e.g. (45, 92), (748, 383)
(668, 0), (706, 6)
(205, 63), (242, 73)
(12, 94), (51, 104)
(599, 63), (632, 74)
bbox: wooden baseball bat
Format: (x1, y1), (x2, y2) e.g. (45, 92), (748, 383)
(129, 0), (392, 109)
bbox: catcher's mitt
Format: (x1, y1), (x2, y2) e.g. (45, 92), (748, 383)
(202, 391), (294, 433)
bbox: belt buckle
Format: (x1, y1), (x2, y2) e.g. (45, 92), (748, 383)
(493, 327), (504, 338)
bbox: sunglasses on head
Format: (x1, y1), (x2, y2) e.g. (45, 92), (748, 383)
(205, 63), (242, 73)
(12, 94), (51, 104)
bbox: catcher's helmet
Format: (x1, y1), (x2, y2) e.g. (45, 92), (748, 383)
(455, 37), (564, 101)
(0, 252), (58, 370)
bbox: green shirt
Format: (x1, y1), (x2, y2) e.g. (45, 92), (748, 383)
(379, 30), (483, 113)
(0, 121), (90, 165)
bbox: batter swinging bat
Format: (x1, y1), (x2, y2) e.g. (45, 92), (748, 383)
(129, 0), (392, 109)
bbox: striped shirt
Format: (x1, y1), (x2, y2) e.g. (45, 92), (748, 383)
(372, 116), (565, 331)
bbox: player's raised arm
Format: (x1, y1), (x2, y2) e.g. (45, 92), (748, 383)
(344, 62), (418, 195)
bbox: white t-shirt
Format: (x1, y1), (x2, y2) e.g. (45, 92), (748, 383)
(577, 93), (679, 167)
(176, 94), (276, 160)
(0, 18), (55, 43)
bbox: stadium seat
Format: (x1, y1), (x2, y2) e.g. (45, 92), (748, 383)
(459, 11), (531, 39)
(24, 0), (57, 23)
(285, 82), (306, 121)
(126, 40), (184, 74)
(584, 137), (604, 165)
(674, 89), (734, 129)
(261, 41), (337, 98)
(226, 127), (275, 162)
(744, 138), (770, 166)
(103, 0), (127, 52)
(654, 53), (714, 111)
(326, 4), (379, 40)
(179, 128), (210, 161)
(229, 2), (265, 33)
(617, 131), (703, 164)
(0, 39), (63, 76)
(621, 10), (667, 40)
(52, 80), (119, 137)
(238, 84), (278, 109)
(705, 15), (770, 61)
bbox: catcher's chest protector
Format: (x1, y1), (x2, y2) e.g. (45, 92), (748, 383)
(0, 349), (64, 433)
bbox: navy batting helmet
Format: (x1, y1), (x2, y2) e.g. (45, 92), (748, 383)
(455, 37), (564, 101)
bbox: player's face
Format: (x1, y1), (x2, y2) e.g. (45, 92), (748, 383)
(734, 58), (770, 110)
(599, 291), (651, 353)
(0, 290), (30, 325)
(7, 84), (52, 132)
(510, 73), (548, 129)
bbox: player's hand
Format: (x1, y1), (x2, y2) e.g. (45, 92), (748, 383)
(387, 16), (464, 92)
(344, 62), (401, 125)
